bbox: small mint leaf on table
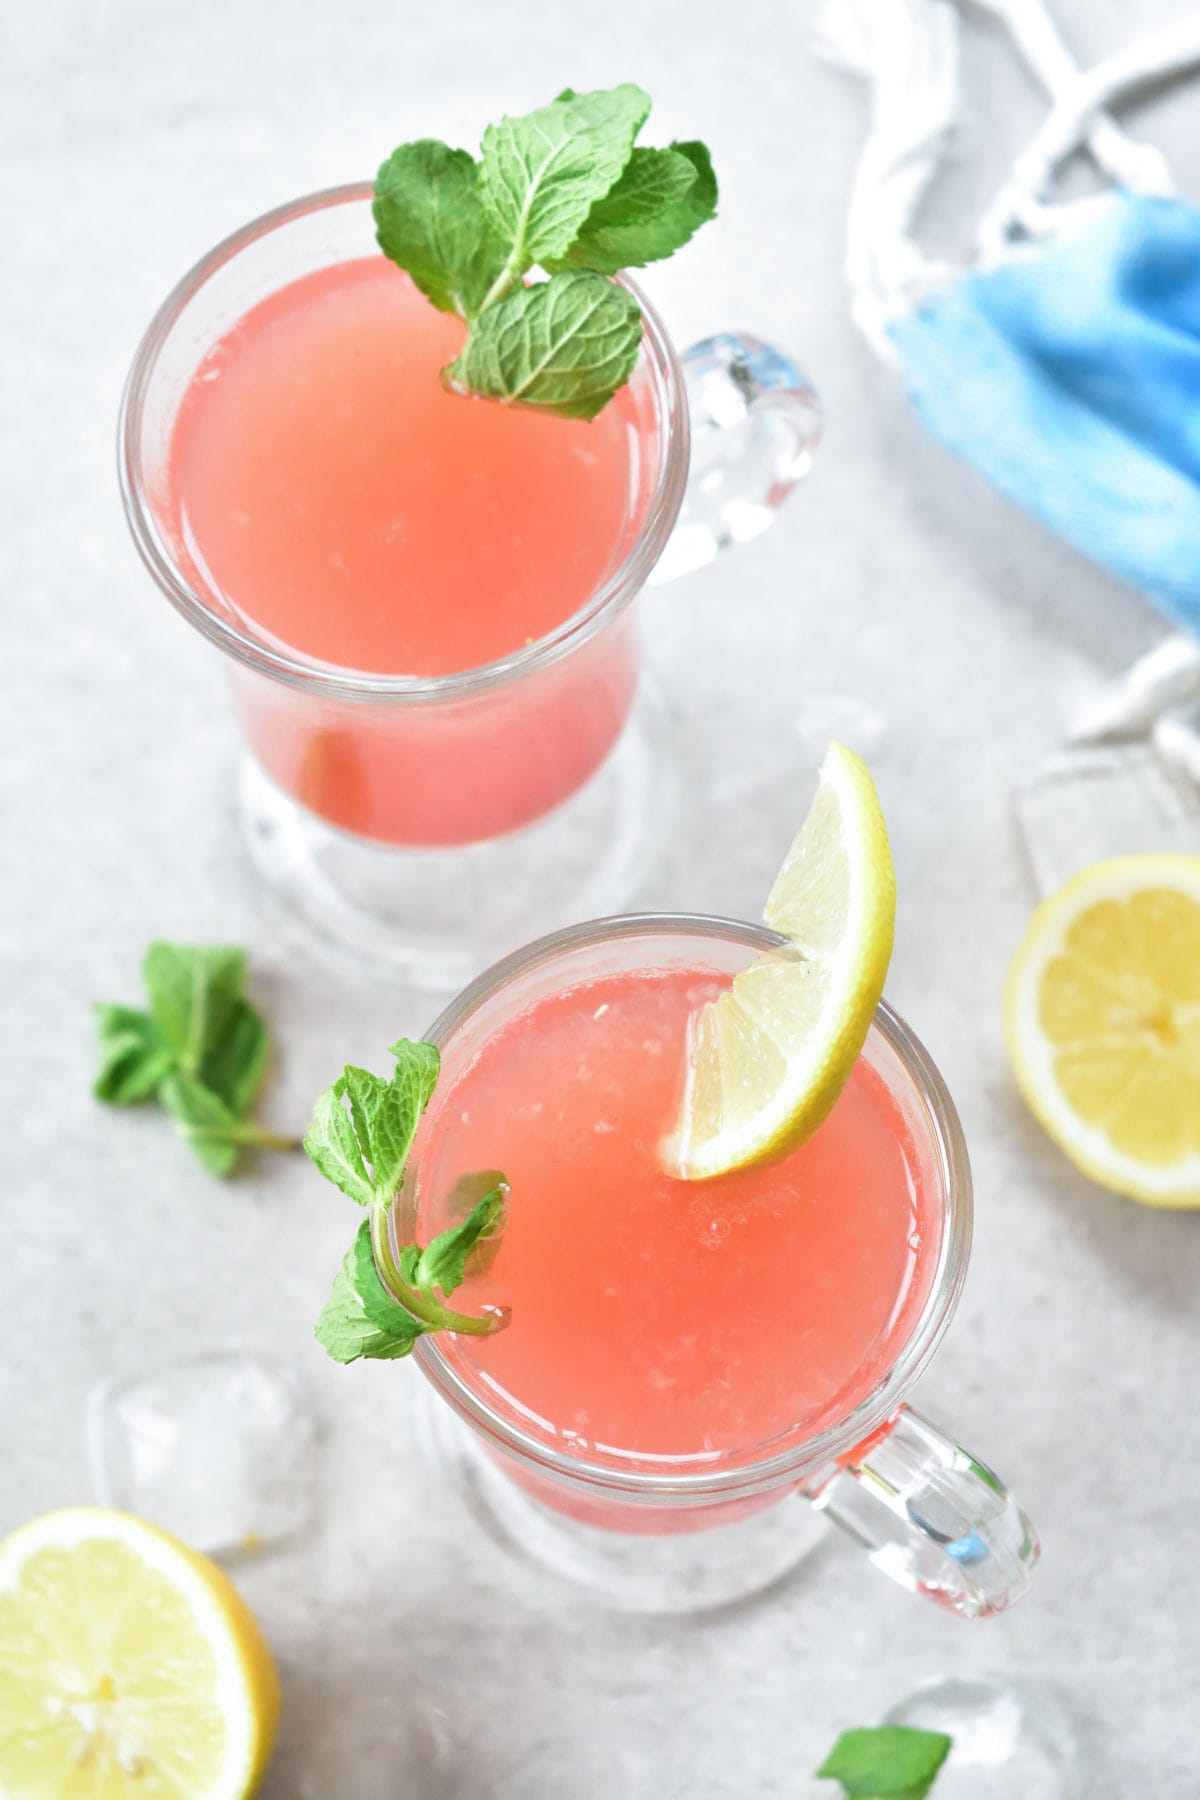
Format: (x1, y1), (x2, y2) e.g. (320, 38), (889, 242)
(816, 1726), (952, 1799)
(373, 140), (507, 319)
(142, 943), (246, 1075)
(199, 995), (271, 1118)
(93, 1005), (174, 1104)
(94, 943), (296, 1175)
(545, 142), (717, 274)
(444, 271), (642, 421)
(160, 1068), (298, 1178)
(478, 84), (649, 278)
(159, 1069), (242, 1178)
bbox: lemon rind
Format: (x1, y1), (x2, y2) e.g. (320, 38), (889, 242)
(0, 1506), (275, 1799)
(673, 743), (895, 1179)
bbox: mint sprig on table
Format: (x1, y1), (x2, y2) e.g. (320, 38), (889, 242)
(816, 1726), (952, 1800)
(306, 1039), (510, 1364)
(373, 84), (717, 420)
(93, 943), (297, 1176)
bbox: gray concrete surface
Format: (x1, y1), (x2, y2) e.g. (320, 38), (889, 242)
(4, 2), (1199, 1794)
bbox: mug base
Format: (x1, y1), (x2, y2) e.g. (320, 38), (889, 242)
(236, 681), (669, 992)
(412, 1383), (826, 1617)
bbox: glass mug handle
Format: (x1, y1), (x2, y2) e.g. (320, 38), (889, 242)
(805, 1405), (1041, 1619)
(649, 332), (821, 586)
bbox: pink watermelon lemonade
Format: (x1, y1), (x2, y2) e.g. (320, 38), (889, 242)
(408, 933), (942, 1531)
(156, 256), (660, 846)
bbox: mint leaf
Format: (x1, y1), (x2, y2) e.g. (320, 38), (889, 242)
(93, 1005), (174, 1104)
(306, 1040), (513, 1364)
(817, 1727), (952, 1799)
(304, 1076), (374, 1207)
(384, 1038), (441, 1170)
(199, 996), (270, 1118)
(374, 139), (506, 318)
(94, 943), (295, 1175)
(305, 1042), (438, 1211)
(445, 271), (642, 421)
(159, 1068), (242, 1177)
(142, 943), (246, 1075)
(371, 89), (716, 418)
(415, 1181), (509, 1299)
(479, 84), (649, 273)
(671, 140), (718, 236)
(315, 1220), (428, 1363)
(442, 1168), (510, 1279)
(546, 141), (716, 274)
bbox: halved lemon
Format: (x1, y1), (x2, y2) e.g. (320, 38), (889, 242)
(669, 740), (896, 1179)
(1005, 855), (1200, 1207)
(0, 1507), (280, 1798)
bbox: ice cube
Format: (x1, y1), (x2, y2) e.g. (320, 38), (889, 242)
(290, 1695), (449, 1800)
(1014, 744), (1200, 896)
(883, 1675), (1081, 1800)
(87, 1350), (319, 1555)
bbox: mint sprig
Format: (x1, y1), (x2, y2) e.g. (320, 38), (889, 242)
(372, 85), (717, 420)
(816, 1726), (952, 1800)
(93, 943), (297, 1175)
(306, 1039), (510, 1364)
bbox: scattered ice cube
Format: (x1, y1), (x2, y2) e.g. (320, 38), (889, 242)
(883, 1676), (1081, 1799)
(291, 1694), (449, 1800)
(87, 1350), (319, 1555)
(1014, 744), (1200, 896)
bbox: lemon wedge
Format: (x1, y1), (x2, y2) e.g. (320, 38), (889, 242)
(670, 740), (896, 1179)
(1005, 854), (1200, 1207)
(0, 1507), (280, 1798)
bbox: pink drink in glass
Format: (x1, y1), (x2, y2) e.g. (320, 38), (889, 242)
(410, 962), (936, 1530)
(162, 258), (649, 845)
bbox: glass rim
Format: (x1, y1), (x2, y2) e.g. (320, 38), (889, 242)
(117, 182), (690, 707)
(408, 911), (974, 1504)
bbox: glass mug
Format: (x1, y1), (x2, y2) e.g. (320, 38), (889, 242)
(401, 914), (1040, 1617)
(119, 185), (819, 985)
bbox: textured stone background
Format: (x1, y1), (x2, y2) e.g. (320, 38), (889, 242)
(4, 2), (1198, 1793)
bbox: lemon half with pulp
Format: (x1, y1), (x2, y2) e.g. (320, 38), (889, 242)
(0, 1507), (279, 1799)
(1005, 854), (1200, 1206)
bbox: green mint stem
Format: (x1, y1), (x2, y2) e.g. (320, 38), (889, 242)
(478, 259), (517, 313)
(368, 1205), (509, 1338)
(186, 1121), (300, 1152)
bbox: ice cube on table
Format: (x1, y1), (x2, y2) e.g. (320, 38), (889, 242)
(87, 1349), (319, 1556)
(883, 1675), (1081, 1800)
(1014, 743), (1200, 896)
(290, 1695), (449, 1800)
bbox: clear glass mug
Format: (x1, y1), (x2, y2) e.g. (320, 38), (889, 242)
(401, 914), (1040, 1618)
(119, 185), (819, 985)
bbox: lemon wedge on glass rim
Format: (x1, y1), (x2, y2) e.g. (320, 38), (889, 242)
(669, 740), (896, 1180)
(0, 1506), (280, 1799)
(1005, 854), (1200, 1207)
